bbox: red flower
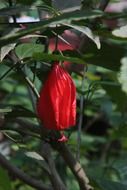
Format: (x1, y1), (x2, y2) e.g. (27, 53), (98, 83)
(37, 63), (76, 141)
(37, 30), (79, 141)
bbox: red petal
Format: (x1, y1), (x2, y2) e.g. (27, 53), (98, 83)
(37, 63), (76, 131)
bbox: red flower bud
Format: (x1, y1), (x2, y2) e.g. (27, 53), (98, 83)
(37, 63), (76, 132)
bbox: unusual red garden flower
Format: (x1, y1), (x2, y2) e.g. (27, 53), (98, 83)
(37, 30), (79, 142)
(37, 62), (76, 142)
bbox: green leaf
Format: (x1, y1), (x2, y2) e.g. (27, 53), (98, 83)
(96, 179), (127, 190)
(25, 151), (51, 174)
(104, 11), (127, 20)
(0, 10), (103, 47)
(15, 43), (44, 60)
(85, 41), (125, 71)
(0, 105), (36, 118)
(25, 152), (44, 161)
(65, 24), (100, 49)
(101, 83), (127, 111)
(33, 52), (85, 64)
(0, 167), (12, 190)
(0, 107), (12, 113)
(2, 130), (23, 143)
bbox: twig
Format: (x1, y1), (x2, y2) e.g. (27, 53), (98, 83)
(19, 68), (40, 99)
(52, 142), (93, 190)
(7, 51), (40, 99)
(41, 143), (67, 190)
(0, 153), (52, 190)
(76, 67), (86, 161)
(0, 63), (17, 81)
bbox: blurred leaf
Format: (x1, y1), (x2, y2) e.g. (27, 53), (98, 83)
(111, 157), (127, 181)
(25, 151), (51, 174)
(119, 57), (127, 94)
(104, 11), (127, 20)
(96, 179), (127, 190)
(101, 83), (127, 111)
(0, 105), (36, 118)
(85, 42), (125, 71)
(25, 152), (44, 161)
(65, 24), (100, 49)
(0, 167), (12, 190)
(112, 25), (127, 39)
(0, 107), (12, 113)
(15, 43), (44, 60)
(0, 0), (7, 9)
(2, 130), (23, 142)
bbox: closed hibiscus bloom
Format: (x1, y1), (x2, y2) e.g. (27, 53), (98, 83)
(37, 62), (76, 133)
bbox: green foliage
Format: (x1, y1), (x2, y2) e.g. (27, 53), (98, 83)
(0, 0), (127, 190)
(84, 41), (125, 71)
(15, 43), (44, 60)
(0, 167), (12, 190)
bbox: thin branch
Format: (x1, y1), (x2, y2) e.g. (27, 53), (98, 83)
(0, 153), (52, 190)
(0, 63), (17, 81)
(9, 117), (92, 190)
(76, 67), (86, 161)
(19, 68), (40, 99)
(13, 119), (92, 190)
(52, 142), (93, 190)
(41, 143), (67, 190)
(7, 52), (40, 99)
